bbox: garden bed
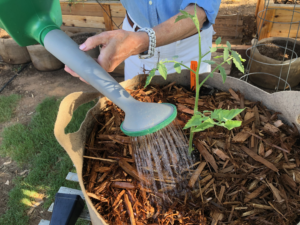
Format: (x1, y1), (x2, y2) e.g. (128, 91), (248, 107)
(81, 80), (300, 224)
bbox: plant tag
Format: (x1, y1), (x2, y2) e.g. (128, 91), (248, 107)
(190, 61), (197, 91)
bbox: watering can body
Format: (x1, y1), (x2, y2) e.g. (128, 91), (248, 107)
(0, 0), (177, 136)
(0, 0), (62, 46)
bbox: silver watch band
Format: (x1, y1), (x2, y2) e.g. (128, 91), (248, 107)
(137, 28), (156, 59)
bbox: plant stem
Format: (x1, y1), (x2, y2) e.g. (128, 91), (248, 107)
(188, 26), (202, 153)
(198, 57), (233, 88)
(162, 60), (197, 74)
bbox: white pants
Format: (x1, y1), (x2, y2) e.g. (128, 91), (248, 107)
(122, 16), (214, 81)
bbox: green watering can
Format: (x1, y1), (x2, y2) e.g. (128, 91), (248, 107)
(0, 0), (177, 137)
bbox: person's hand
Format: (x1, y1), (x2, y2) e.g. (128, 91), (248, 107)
(65, 29), (149, 82)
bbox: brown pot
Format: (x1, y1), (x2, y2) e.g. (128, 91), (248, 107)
(249, 37), (300, 89)
(26, 44), (63, 71)
(70, 32), (100, 58)
(0, 29), (31, 64)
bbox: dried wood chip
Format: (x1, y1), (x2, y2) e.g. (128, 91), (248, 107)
(112, 190), (125, 208)
(211, 211), (224, 225)
(195, 140), (218, 172)
(244, 184), (267, 203)
(232, 128), (251, 143)
(218, 186), (226, 203)
(177, 97), (205, 106)
(197, 178), (215, 197)
(111, 182), (136, 190)
(260, 115), (269, 123)
(87, 192), (109, 202)
(118, 159), (150, 185)
(95, 180), (110, 195)
(176, 103), (194, 115)
(228, 88), (240, 101)
(250, 203), (273, 210)
(263, 123), (280, 135)
(264, 149), (273, 158)
(253, 106), (260, 127)
(95, 167), (111, 173)
(242, 209), (264, 217)
(274, 120), (284, 128)
(200, 174), (213, 185)
(266, 181), (283, 203)
(108, 135), (131, 144)
(213, 148), (229, 161)
(244, 111), (254, 121)
(88, 161), (99, 192)
(188, 162), (206, 188)
(124, 194), (136, 225)
(281, 174), (297, 191)
(83, 156), (117, 163)
(258, 142), (265, 157)
(240, 146), (278, 172)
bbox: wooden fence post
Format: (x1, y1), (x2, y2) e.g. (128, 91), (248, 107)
(102, 4), (114, 31)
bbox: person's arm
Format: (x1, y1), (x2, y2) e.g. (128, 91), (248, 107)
(65, 2), (219, 76)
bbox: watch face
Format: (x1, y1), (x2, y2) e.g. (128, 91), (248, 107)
(141, 50), (149, 55)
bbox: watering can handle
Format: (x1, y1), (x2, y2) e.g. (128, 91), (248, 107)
(54, 91), (101, 160)
(43, 29), (137, 114)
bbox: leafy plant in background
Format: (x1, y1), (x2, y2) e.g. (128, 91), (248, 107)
(145, 5), (246, 153)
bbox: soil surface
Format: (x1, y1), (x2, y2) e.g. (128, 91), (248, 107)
(257, 40), (300, 61)
(219, 0), (257, 16)
(71, 33), (96, 45)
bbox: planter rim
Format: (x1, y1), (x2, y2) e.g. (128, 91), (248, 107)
(249, 37), (300, 65)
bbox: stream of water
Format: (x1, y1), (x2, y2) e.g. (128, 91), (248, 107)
(131, 122), (193, 204)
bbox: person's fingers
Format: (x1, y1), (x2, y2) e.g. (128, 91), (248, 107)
(64, 65), (89, 84)
(64, 65), (79, 77)
(97, 41), (117, 72)
(79, 32), (109, 52)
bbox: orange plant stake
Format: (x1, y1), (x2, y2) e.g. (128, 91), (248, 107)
(190, 61), (197, 91)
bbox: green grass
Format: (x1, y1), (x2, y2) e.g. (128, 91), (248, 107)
(0, 94), (21, 123)
(0, 97), (97, 225)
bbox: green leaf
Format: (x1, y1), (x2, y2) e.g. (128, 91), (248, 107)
(215, 37), (221, 45)
(202, 60), (216, 65)
(192, 4), (200, 31)
(184, 115), (208, 129)
(144, 68), (156, 88)
(231, 50), (244, 73)
(223, 48), (229, 61)
(223, 120), (242, 130)
(214, 55), (223, 59)
(226, 41), (231, 50)
(172, 55), (179, 60)
(210, 108), (245, 123)
(180, 10), (192, 18)
(174, 63), (181, 74)
(193, 118), (216, 132)
(175, 14), (189, 23)
(158, 63), (168, 79)
(219, 66), (227, 83)
(210, 47), (217, 53)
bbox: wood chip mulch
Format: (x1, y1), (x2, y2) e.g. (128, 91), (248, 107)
(82, 81), (300, 225)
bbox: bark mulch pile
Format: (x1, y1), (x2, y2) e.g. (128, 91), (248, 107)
(82, 81), (300, 225)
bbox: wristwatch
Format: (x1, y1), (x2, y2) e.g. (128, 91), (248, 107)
(137, 28), (156, 59)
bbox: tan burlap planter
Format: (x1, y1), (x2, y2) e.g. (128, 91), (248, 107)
(54, 72), (300, 224)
